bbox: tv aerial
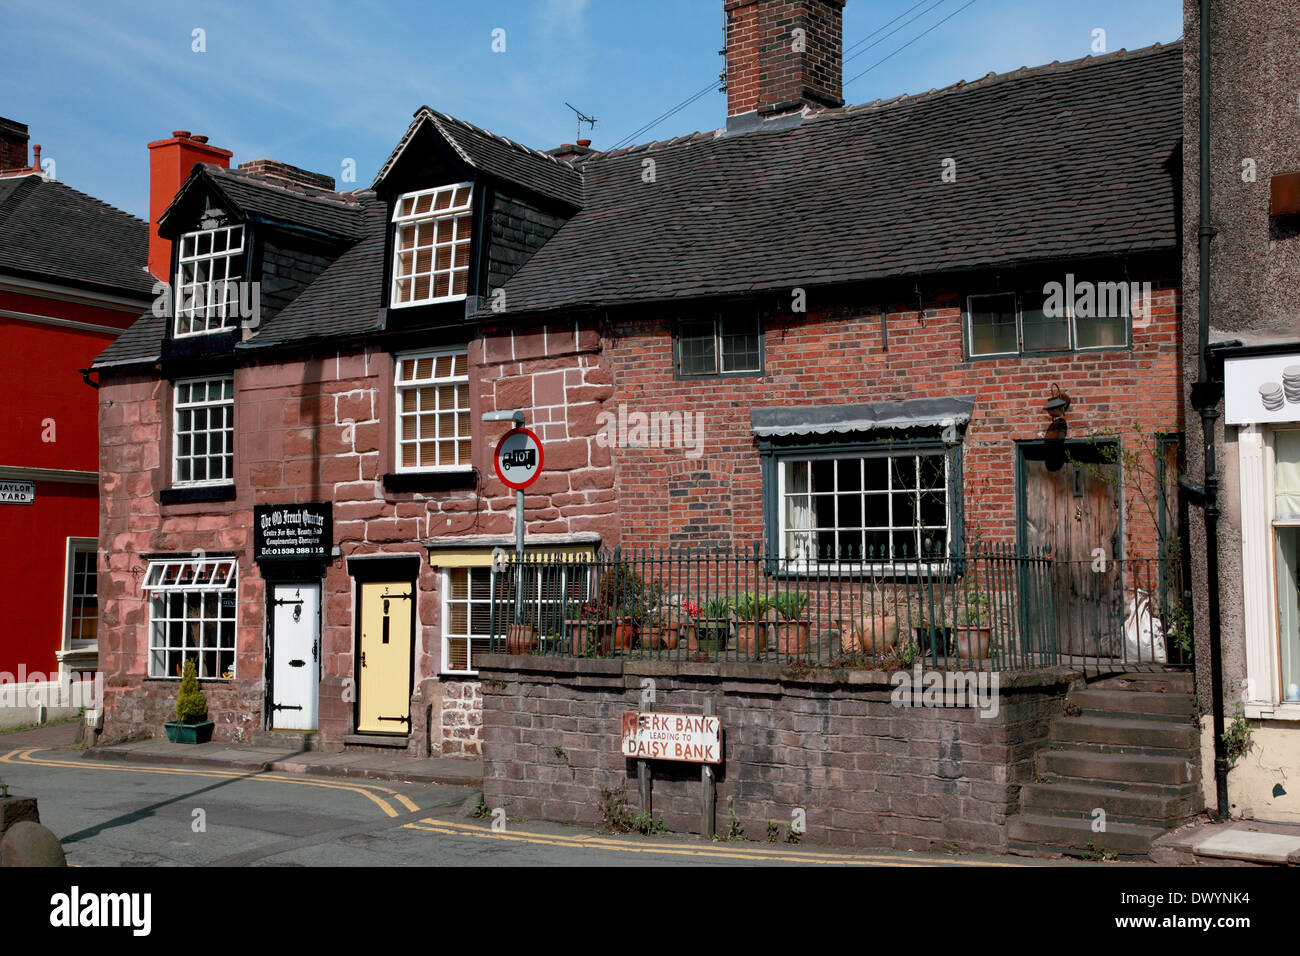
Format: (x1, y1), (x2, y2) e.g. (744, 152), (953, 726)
(564, 102), (597, 143)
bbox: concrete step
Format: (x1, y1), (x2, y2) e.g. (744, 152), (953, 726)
(1050, 714), (1198, 754)
(1020, 780), (1203, 825)
(1090, 671), (1194, 695)
(1037, 749), (1198, 786)
(1069, 688), (1197, 721)
(1008, 813), (1166, 858)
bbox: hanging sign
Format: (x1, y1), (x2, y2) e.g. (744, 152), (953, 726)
(0, 480), (35, 504)
(254, 503), (332, 562)
(493, 427), (544, 490)
(1225, 353), (1300, 424)
(620, 711), (723, 764)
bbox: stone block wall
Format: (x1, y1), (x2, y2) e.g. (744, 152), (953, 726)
(480, 656), (1070, 852)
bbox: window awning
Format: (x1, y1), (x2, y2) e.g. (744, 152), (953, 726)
(750, 397), (975, 439)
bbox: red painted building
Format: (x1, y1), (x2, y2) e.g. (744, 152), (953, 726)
(0, 117), (153, 706)
(93, 2), (1185, 763)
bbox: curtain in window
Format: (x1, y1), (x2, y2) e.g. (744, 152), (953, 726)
(1276, 431), (1300, 519)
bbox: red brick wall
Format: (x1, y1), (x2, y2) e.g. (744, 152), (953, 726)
(725, 0), (845, 116)
(601, 282), (1183, 554)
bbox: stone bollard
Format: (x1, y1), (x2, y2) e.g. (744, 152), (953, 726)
(1, 821), (67, 866)
(0, 794), (39, 835)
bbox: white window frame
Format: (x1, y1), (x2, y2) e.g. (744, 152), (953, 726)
(1240, 424), (1300, 720)
(62, 538), (98, 651)
(390, 183), (473, 308)
(172, 375), (235, 487)
(145, 557), (239, 681)
(394, 348), (471, 473)
(775, 447), (952, 572)
(966, 289), (1130, 358)
(174, 224), (246, 337)
(440, 560), (591, 675)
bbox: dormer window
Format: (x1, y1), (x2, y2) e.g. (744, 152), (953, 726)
(175, 224), (246, 337)
(391, 183), (472, 307)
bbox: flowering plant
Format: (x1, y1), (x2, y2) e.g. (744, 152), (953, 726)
(682, 600), (700, 619)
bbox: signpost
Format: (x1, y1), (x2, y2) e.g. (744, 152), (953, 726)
(0, 481), (35, 504)
(621, 707), (724, 838)
(492, 426), (544, 627)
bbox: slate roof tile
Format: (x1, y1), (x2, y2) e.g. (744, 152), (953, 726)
(0, 173), (153, 297)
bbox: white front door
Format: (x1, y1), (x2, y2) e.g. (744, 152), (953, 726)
(270, 583), (320, 731)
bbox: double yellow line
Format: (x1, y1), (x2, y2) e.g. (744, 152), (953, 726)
(0, 748), (419, 818)
(402, 816), (1022, 866)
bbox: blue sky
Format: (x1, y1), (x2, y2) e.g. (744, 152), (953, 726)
(0, 0), (1182, 220)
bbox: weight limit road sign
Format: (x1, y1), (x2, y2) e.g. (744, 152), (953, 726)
(493, 427), (544, 490)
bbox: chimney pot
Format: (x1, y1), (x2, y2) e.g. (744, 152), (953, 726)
(192, 135), (209, 144)
(172, 130), (191, 139)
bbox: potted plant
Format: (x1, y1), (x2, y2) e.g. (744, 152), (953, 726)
(164, 659), (214, 744)
(690, 596), (731, 655)
(637, 580), (671, 649)
(772, 591), (810, 655)
(504, 619), (538, 654)
(597, 565), (645, 651)
(731, 592), (772, 656)
(952, 579), (993, 660)
(567, 601), (613, 657)
(842, 577), (898, 657)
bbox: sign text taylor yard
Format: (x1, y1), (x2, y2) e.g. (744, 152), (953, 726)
(620, 711), (722, 764)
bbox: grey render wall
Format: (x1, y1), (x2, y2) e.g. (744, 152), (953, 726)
(479, 657), (1070, 853)
(1181, 0), (1300, 713)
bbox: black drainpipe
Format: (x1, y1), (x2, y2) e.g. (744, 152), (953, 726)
(1189, 0), (1230, 821)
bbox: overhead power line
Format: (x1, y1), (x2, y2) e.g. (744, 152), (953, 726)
(844, 0), (981, 88)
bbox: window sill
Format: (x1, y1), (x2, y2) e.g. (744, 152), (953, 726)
(161, 485), (237, 505)
(384, 470), (477, 493)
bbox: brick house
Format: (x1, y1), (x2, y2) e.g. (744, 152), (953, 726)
(94, 0), (1186, 785)
(0, 117), (153, 727)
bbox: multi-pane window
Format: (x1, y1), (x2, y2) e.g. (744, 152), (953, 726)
(395, 350), (470, 471)
(1273, 430), (1300, 699)
(677, 316), (762, 376)
(967, 288), (1128, 358)
(145, 558), (238, 680)
(391, 184), (472, 307)
(65, 542), (97, 647)
(175, 225), (246, 336)
(173, 376), (234, 486)
(442, 561), (590, 673)
(779, 450), (950, 562)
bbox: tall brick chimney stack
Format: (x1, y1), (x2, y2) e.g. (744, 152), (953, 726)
(147, 130), (233, 281)
(0, 117), (30, 171)
(724, 0), (845, 120)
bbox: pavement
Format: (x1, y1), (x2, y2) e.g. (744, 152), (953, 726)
(1, 721), (482, 788)
(1150, 815), (1300, 866)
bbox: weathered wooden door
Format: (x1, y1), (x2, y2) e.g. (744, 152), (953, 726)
(270, 584), (320, 731)
(356, 581), (414, 735)
(1019, 443), (1122, 657)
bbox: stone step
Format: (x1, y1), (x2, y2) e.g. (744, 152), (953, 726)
(1089, 671), (1195, 694)
(1008, 813), (1166, 858)
(1069, 688), (1197, 720)
(1037, 749), (1198, 786)
(1020, 780), (1203, 825)
(1050, 714), (1198, 754)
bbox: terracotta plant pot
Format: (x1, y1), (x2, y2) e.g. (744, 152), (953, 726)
(844, 615), (898, 655)
(505, 624), (538, 654)
(735, 621), (767, 655)
(775, 620), (810, 655)
(650, 624), (681, 650)
(613, 619), (638, 651)
(953, 625), (992, 659)
(568, 620), (614, 656)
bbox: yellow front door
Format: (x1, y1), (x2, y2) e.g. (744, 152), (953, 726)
(357, 581), (413, 735)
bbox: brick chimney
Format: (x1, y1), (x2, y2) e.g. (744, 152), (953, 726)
(237, 158), (335, 193)
(724, 0), (845, 119)
(147, 130), (233, 281)
(0, 117), (30, 171)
